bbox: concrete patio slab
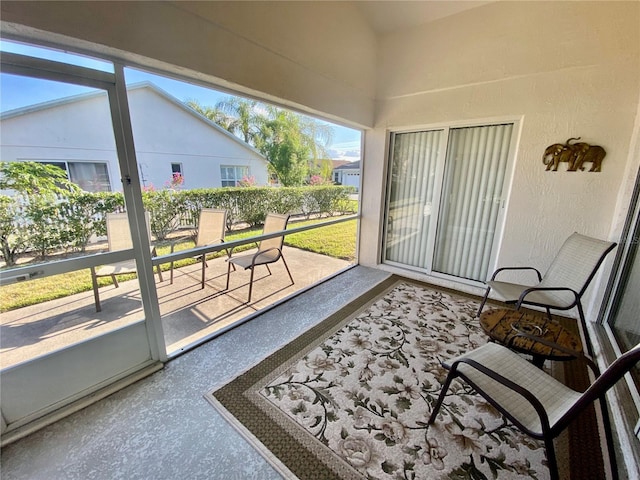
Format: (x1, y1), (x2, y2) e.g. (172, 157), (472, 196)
(0, 247), (351, 368)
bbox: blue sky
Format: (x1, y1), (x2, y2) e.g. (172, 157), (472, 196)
(1, 40), (361, 161)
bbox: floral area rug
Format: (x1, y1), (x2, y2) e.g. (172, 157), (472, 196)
(208, 277), (575, 480)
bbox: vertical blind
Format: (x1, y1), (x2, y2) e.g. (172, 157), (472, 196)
(433, 124), (512, 280)
(384, 123), (513, 282)
(385, 130), (443, 268)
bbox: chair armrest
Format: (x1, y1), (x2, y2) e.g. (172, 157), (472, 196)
(490, 266), (542, 282)
(250, 247), (281, 266)
(169, 236), (204, 255)
(516, 286), (579, 309)
(218, 239), (232, 258)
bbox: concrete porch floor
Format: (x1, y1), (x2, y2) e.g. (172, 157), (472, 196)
(0, 265), (391, 479)
(0, 246), (352, 368)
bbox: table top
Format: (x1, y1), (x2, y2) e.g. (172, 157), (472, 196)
(479, 308), (582, 361)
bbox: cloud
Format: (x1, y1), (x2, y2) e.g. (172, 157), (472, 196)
(328, 141), (362, 161)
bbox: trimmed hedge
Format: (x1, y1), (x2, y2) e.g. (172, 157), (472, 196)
(1, 186), (356, 265)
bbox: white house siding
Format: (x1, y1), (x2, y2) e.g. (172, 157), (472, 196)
(127, 86), (269, 189)
(1, 91), (119, 190)
(0, 84), (269, 191)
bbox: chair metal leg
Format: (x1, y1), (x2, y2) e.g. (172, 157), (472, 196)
(575, 301), (595, 358)
(225, 248), (236, 271)
(90, 267), (101, 313)
(544, 436), (560, 480)
(545, 307), (553, 322)
(281, 255), (294, 285)
(200, 255), (206, 289)
(156, 264), (163, 283)
(247, 267), (255, 303)
(428, 369), (457, 425)
(476, 287), (491, 317)
(226, 260), (233, 290)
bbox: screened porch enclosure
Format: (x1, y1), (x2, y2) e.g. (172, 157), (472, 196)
(384, 123), (515, 282)
(0, 41), (360, 439)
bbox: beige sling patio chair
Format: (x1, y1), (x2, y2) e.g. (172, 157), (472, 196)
(428, 340), (640, 480)
(170, 208), (227, 288)
(225, 213), (294, 303)
(91, 212), (163, 312)
(476, 232), (617, 343)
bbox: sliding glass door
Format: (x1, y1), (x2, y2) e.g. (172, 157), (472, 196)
(385, 130), (445, 270)
(384, 123), (515, 282)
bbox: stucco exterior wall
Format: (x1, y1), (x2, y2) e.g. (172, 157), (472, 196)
(360, 1), (640, 318)
(0, 86), (269, 190)
(1, 93), (119, 186)
(0, 1), (376, 128)
(128, 88), (269, 189)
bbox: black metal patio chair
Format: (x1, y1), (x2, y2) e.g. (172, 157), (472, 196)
(428, 340), (640, 480)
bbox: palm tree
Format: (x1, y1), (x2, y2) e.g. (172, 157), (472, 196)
(185, 99), (233, 131)
(214, 97), (262, 145)
(256, 108), (310, 186)
(299, 114), (333, 164)
(185, 96), (335, 186)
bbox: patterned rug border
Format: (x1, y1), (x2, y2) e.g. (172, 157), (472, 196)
(205, 275), (604, 480)
(206, 275), (403, 479)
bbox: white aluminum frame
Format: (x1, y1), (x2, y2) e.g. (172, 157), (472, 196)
(0, 50), (166, 439)
(381, 117), (522, 286)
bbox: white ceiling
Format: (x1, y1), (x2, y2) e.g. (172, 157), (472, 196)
(354, 1), (493, 34)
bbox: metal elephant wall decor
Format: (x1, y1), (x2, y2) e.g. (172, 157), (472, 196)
(542, 137), (606, 172)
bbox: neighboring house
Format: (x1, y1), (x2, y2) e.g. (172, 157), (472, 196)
(0, 82), (270, 191)
(332, 160), (360, 191)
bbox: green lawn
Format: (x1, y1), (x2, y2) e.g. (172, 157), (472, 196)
(0, 218), (357, 312)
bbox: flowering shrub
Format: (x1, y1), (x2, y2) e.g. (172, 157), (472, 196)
(238, 175), (256, 187)
(309, 175), (332, 186)
(165, 173), (184, 190)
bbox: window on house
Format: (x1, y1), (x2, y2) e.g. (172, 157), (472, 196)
(383, 123), (516, 283)
(220, 165), (249, 187)
(171, 162), (182, 175)
(42, 160), (112, 192)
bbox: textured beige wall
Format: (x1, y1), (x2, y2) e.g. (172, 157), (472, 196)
(0, 1), (376, 127)
(360, 1), (640, 309)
